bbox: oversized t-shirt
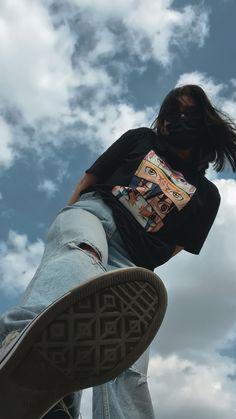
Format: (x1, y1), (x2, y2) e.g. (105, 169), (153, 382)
(81, 127), (221, 271)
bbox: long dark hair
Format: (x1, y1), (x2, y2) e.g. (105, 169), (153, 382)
(151, 84), (236, 174)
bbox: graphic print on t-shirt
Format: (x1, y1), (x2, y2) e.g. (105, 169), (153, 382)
(112, 150), (196, 233)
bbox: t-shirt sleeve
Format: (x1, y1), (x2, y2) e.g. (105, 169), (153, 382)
(85, 128), (144, 183)
(176, 182), (221, 255)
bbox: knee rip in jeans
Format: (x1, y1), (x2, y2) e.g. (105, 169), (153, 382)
(67, 241), (102, 262)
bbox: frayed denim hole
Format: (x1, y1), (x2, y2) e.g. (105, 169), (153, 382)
(67, 241), (106, 272)
(67, 241), (101, 260)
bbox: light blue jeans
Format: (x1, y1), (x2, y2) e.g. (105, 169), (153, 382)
(0, 191), (155, 419)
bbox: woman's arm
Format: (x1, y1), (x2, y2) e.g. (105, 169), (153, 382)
(172, 244), (184, 257)
(67, 173), (98, 205)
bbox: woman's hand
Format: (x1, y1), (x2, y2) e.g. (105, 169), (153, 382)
(172, 244), (184, 257)
(67, 173), (98, 205)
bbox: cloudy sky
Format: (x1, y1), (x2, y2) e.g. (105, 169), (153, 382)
(0, 0), (236, 417)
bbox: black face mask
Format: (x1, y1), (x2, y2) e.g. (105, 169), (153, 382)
(162, 108), (205, 150)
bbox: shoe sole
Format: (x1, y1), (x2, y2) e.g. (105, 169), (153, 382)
(0, 267), (167, 419)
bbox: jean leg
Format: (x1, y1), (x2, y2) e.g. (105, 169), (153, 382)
(93, 349), (155, 419)
(0, 206), (109, 419)
(92, 229), (155, 419)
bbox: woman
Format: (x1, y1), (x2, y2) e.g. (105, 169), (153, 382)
(1, 85), (236, 418)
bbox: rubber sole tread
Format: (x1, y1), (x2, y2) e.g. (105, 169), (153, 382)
(0, 267), (167, 419)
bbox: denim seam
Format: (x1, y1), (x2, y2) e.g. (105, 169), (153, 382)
(106, 225), (117, 243)
(102, 384), (111, 419)
(48, 213), (62, 250)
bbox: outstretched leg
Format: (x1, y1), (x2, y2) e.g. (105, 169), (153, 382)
(0, 205), (110, 419)
(0, 194), (167, 418)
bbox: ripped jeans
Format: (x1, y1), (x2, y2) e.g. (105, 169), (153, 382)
(0, 191), (155, 419)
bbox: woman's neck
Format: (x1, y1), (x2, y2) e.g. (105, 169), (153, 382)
(176, 148), (193, 162)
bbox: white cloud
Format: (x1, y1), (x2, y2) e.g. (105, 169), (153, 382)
(0, 230), (44, 296)
(125, 2), (209, 66)
(37, 178), (58, 198)
(149, 354), (236, 419)
(0, 0), (78, 125)
(0, 0), (211, 169)
(68, 0), (209, 66)
(0, 116), (15, 168)
(71, 103), (154, 150)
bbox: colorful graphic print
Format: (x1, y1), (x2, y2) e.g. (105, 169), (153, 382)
(112, 150), (197, 233)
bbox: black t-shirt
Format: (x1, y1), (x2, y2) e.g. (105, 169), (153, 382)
(81, 127), (221, 271)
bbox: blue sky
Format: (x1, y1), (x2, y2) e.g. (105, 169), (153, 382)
(1, 0), (236, 417)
